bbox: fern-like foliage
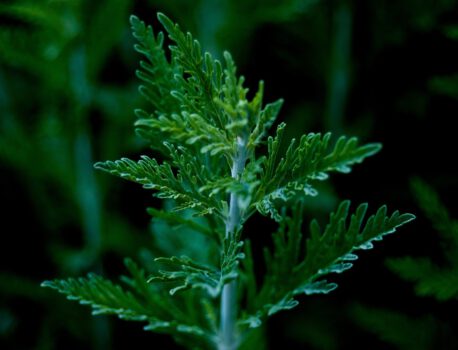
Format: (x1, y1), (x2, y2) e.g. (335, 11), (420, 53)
(42, 12), (414, 350)
(42, 259), (215, 348)
(350, 179), (458, 350)
(350, 304), (438, 350)
(148, 232), (244, 298)
(240, 201), (414, 327)
(95, 147), (222, 216)
(253, 123), (382, 221)
(387, 178), (458, 300)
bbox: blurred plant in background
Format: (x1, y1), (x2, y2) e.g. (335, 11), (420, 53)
(351, 179), (458, 349)
(0, 0), (143, 348)
(0, 0), (143, 272)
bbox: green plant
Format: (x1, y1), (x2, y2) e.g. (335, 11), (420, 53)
(0, 1), (140, 348)
(387, 178), (458, 300)
(41, 13), (414, 350)
(350, 178), (458, 349)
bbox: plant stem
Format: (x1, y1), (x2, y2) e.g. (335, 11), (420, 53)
(325, 0), (352, 133)
(71, 47), (110, 350)
(219, 136), (247, 350)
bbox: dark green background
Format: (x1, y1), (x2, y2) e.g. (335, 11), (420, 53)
(1, 0), (457, 349)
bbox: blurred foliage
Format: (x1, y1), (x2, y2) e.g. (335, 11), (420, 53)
(0, 0), (142, 271)
(1, 0), (458, 349)
(350, 180), (458, 349)
(0, 0), (142, 349)
(149, 0), (320, 57)
(350, 305), (439, 350)
(387, 179), (458, 300)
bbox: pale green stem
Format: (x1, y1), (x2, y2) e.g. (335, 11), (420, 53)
(219, 136), (247, 350)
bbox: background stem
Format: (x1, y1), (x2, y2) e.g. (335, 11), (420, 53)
(325, 0), (352, 133)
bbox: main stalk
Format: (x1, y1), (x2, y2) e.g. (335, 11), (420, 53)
(219, 136), (247, 350)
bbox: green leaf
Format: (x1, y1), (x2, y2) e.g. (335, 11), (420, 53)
(94, 152), (221, 216)
(135, 110), (231, 157)
(385, 178), (458, 301)
(248, 98), (284, 148)
(221, 232), (245, 283)
(242, 201), (414, 326)
(157, 12), (225, 128)
(411, 177), (456, 241)
(149, 255), (222, 297)
(350, 304), (437, 350)
(298, 201), (415, 282)
(41, 274), (148, 320)
(386, 257), (458, 300)
(253, 124), (382, 219)
(295, 280), (338, 295)
(41, 262), (213, 344)
(147, 207), (217, 240)
(149, 232), (245, 298)
(130, 14), (180, 115)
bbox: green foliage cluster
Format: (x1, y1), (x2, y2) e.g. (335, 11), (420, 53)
(387, 179), (458, 300)
(351, 305), (438, 350)
(0, 1), (141, 348)
(0, 0), (138, 270)
(351, 179), (458, 350)
(41, 13), (413, 350)
(242, 202), (413, 325)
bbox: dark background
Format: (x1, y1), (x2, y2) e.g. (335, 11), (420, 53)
(1, 0), (458, 349)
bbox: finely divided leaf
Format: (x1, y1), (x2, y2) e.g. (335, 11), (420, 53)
(130, 15), (180, 115)
(297, 201), (415, 283)
(241, 201), (414, 327)
(253, 123), (382, 220)
(149, 233), (245, 298)
(157, 12), (225, 128)
(41, 262), (213, 343)
(149, 256), (222, 296)
(41, 274), (150, 321)
(94, 153), (221, 216)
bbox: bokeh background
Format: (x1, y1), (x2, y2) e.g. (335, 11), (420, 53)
(1, 0), (458, 349)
